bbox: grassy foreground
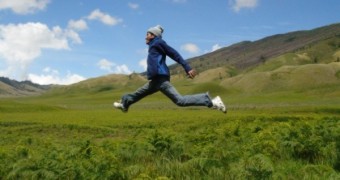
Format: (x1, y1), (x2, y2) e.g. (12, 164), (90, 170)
(1, 89), (340, 179)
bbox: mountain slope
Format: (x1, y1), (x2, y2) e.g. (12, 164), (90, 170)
(0, 77), (50, 97)
(219, 62), (340, 93)
(170, 23), (340, 74)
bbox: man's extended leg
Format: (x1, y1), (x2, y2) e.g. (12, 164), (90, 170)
(160, 81), (213, 107)
(160, 81), (227, 113)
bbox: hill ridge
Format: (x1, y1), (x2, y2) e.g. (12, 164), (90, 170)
(170, 23), (340, 74)
(0, 77), (50, 97)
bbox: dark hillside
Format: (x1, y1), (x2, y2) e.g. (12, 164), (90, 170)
(0, 77), (50, 97)
(170, 23), (340, 74)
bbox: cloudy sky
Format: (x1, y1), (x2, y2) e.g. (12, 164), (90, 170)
(0, 0), (339, 85)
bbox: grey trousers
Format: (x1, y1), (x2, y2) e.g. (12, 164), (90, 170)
(121, 76), (213, 110)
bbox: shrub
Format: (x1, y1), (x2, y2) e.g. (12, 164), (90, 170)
(244, 154), (274, 179)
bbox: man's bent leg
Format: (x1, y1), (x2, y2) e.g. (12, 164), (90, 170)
(121, 82), (158, 110)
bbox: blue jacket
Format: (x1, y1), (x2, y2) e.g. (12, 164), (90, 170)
(147, 37), (192, 80)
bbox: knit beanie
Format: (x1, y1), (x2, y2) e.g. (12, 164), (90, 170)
(147, 25), (164, 37)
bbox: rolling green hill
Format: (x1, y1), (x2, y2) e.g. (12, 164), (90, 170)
(220, 62), (340, 93)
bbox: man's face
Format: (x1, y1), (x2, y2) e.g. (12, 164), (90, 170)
(145, 32), (155, 44)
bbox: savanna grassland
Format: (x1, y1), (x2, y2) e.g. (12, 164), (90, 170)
(1, 76), (340, 179)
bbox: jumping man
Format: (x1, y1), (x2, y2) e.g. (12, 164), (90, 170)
(113, 25), (226, 113)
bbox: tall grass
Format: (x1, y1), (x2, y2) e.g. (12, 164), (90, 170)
(1, 95), (339, 179)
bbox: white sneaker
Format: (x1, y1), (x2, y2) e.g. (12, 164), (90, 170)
(113, 101), (127, 112)
(212, 96), (227, 114)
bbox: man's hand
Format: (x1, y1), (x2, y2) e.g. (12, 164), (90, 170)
(187, 69), (197, 79)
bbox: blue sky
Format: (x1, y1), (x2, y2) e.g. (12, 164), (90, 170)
(0, 0), (339, 85)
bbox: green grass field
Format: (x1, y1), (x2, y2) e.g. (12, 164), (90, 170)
(1, 81), (340, 179)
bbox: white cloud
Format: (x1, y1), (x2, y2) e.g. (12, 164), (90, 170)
(115, 64), (131, 74)
(97, 59), (115, 72)
(64, 29), (82, 44)
(28, 74), (86, 85)
(97, 59), (131, 74)
(211, 44), (222, 52)
(230, 0), (258, 12)
(128, 2), (139, 10)
(139, 58), (147, 71)
(88, 9), (123, 26)
(0, 22), (79, 80)
(68, 19), (88, 31)
(0, 0), (50, 14)
(28, 69), (86, 85)
(0, 67), (13, 78)
(181, 43), (200, 54)
(43, 67), (58, 74)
